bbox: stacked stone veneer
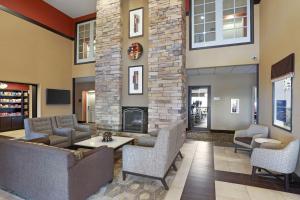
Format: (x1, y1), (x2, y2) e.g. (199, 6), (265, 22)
(95, 0), (122, 130)
(148, 0), (187, 131)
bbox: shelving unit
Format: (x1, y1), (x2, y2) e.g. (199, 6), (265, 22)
(0, 89), (29, 132)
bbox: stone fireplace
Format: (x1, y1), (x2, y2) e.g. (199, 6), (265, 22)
(95, 0), (186, 131)
(122, 107), (148, 133)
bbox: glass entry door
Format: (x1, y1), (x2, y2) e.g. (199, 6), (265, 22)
(188, 86), (211, 131)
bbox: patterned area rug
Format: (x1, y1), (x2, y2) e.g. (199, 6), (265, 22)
(187, 131), (234, 147)
(88, 151), (182, 200)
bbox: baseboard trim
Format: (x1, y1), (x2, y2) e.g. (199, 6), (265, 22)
(210, 129), (235, 134)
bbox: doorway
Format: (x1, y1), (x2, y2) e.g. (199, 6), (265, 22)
(73, 77), (95, 123)
(86, 91), (95, 123)
(188, 86), (211, 131)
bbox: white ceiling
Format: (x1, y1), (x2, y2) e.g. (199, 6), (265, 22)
(187, 65), (257, 76)
(43, 0), (97, 18)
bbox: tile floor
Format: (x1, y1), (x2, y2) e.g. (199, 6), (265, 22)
(216, 181), (300, 200)
(0, 129), (25, 139)
(214, 146), (252, 175)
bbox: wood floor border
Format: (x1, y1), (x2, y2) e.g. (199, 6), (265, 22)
(181, 141), (215, 200)
(215, 170), (300, 194)
(180, 141), (300, 199)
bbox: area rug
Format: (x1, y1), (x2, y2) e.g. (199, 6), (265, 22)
(88, 152), (182, 200)
(187, 131), (234, 147)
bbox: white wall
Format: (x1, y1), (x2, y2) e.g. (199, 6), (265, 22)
(188, 73), (257, 130)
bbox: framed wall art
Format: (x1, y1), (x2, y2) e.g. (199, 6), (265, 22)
(128, 66), (143, 95)
(129, 8), (144, 38)
(272, 77), (293, 132)
(271, 53), (294, 132)
(128, 42), (143, 60)
(231, 98), (240, 114)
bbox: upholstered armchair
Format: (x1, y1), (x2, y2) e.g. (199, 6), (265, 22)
(136, 131), (158, 147)
(137, 120), (186, 158)
(251, 139), (300, 190)
(55, 114), (91, 143)
(24, 117), (72, 148)
(122, 123), (179, 190)
(234, 124), (269, 153)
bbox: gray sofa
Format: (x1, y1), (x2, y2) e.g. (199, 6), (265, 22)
(0, 138), (114, 200)
(24, 117), (72, 148)
(122, 121), (186, 190)
(55, 114), (91, 143)
(24, 115), (91, 147)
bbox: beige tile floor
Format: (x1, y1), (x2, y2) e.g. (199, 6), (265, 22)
(214, 146), (252, 174)
(216, 181), (300, 200)
(0, 129), (25, 139)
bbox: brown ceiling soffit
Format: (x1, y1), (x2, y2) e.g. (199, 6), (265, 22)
(271, 53), (295, 80)
(254, 0), (261, 4)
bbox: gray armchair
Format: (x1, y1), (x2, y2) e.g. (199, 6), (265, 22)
(24, 117), (72, 148)
(234, 124), (269, 153)
(251, 138), (300, 190)
(122, 122), (183, 190)
(137, 120), (186, 158)
(55, 114), (91, 143)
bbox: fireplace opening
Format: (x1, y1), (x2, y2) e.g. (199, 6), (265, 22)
(122, 107), (148, 133)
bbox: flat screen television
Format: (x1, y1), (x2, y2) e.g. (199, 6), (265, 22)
(46, 89), (70, 105)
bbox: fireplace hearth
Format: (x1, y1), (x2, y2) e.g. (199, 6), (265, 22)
(122, 107), (148, 133)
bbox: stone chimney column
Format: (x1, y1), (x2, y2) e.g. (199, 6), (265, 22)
(148, 0), (187, 131)
(95, 0), (123, 131)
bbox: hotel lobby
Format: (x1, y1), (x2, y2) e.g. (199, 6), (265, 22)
(0, 0), (300, 200)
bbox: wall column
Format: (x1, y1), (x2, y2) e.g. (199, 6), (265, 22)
(148, 0), (187, 131)
(95, 0), (122, 130)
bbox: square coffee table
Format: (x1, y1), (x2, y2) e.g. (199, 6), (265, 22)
(74, 136), (134, 150)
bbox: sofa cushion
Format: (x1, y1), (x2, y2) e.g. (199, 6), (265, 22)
(49, 135), (68, 145)
(137, 136), (156, 147)
(235, 137), (252, 145)
(56, 115), (75, 128)
(31, 118), (54, 135)
(74, 131), (90, 140)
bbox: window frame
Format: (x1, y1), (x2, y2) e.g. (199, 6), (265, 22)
(272, 77), (293, 133)
(189, 0), (255, 50)
(74, 19), (96, 65)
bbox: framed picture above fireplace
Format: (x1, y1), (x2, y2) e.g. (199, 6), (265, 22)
(128, 65), (143, 95)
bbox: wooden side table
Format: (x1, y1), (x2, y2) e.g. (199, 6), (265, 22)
(255, 138), (282, 144)
(254, 138), (282, 149)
